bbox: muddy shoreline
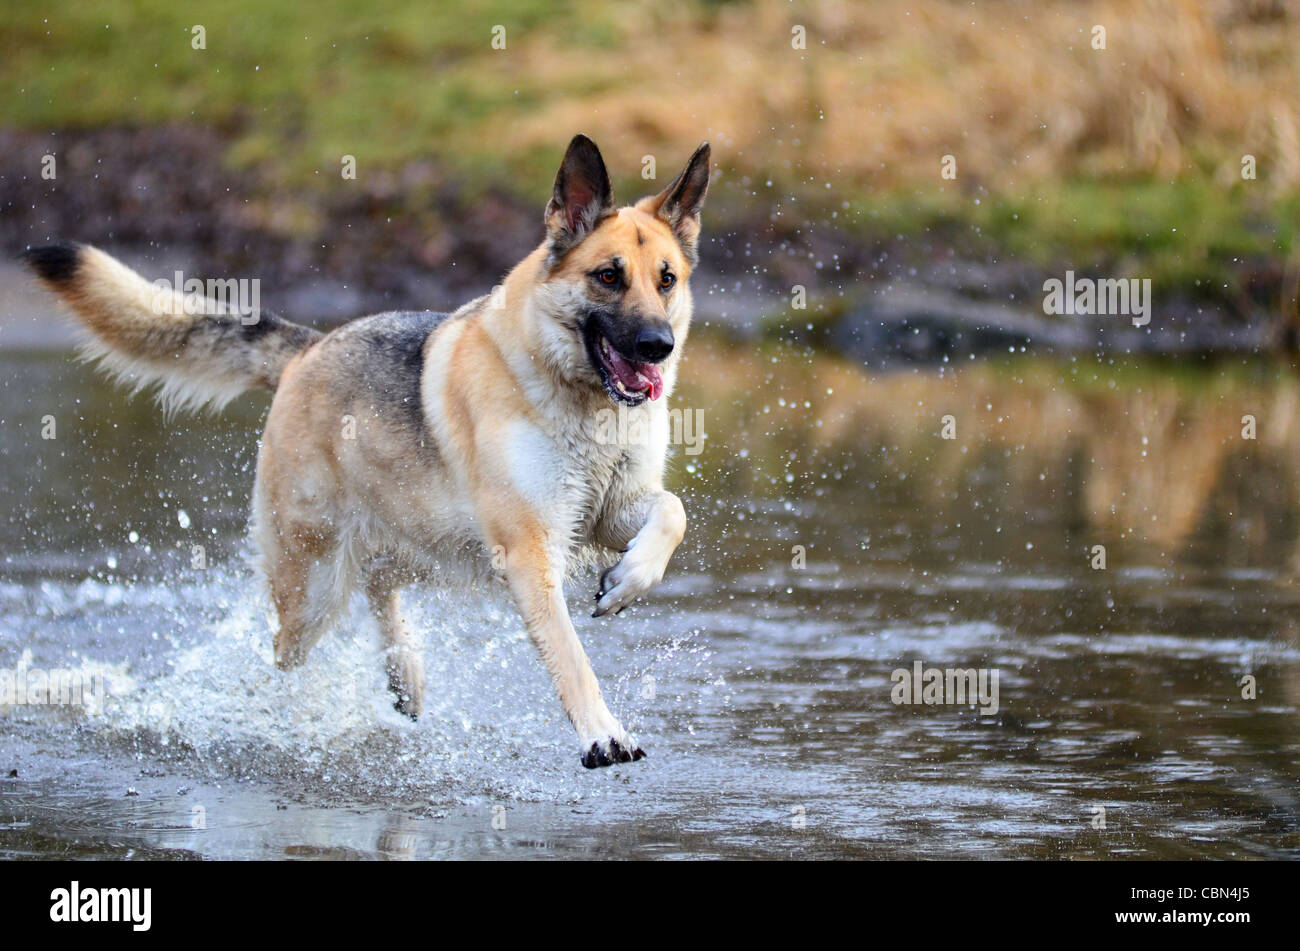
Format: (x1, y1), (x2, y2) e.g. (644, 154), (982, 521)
(0, 124), (1287, 362)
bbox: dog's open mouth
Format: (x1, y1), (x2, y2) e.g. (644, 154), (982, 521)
(584, 325), (664, 406)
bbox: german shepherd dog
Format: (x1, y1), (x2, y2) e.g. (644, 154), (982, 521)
(24, 134), (709, 768)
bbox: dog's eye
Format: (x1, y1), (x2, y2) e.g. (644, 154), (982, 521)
(660, 272), (676, 290)
(597, 269), (619, 285)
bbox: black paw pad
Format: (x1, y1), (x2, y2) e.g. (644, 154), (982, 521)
(581, 742), (608, 768)
(580, 739), (647, 769)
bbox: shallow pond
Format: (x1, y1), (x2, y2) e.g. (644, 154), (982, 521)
(1, 342), (1297, 859)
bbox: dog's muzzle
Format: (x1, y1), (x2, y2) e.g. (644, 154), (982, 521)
(583, 317), (669, 406)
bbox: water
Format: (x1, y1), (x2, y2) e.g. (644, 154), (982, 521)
(1, 345), (1297, 859)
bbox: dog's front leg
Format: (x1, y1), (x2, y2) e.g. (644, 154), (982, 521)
(593, 489), (686, 618)
(492, 519), (645, 768)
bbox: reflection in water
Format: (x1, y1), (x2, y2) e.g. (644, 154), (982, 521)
(682, 347), (1300, 562)
(0, 344), (1297, 859)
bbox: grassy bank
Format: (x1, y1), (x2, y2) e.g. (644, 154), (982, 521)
(3, 0), (1299, 306)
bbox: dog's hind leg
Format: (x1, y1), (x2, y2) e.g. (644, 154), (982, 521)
(365, 562), (425, 719)
(266, 527), (352, 671)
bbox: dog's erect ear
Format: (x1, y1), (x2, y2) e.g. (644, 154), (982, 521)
(545, 134), (615, 260)
(638, 142), (710, 265)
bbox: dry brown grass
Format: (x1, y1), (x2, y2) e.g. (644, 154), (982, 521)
(5, 0), (1296, 201)
(495, 0), (1300, 194)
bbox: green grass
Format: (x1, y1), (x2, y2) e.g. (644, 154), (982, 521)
(857, 177), (1298, 301)
(4, 0), (1296, 307)
(1, 0), (600, 190)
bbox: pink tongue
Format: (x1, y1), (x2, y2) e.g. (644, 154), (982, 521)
(605, 347), (664, 400)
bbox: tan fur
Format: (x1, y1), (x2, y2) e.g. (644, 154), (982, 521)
(29, 136), (709, 767)
(31, 246), (321, 415)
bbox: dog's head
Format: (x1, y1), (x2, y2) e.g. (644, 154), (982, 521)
(532, 134), (710, 407)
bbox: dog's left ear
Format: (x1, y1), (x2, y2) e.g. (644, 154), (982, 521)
(545, 134), (616, 260)
(638, 142), (711, 265)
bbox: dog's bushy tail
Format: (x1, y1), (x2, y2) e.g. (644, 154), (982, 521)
(23, 242), (322, 414)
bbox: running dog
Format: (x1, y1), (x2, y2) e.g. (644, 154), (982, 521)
(24, 134), (709, 768)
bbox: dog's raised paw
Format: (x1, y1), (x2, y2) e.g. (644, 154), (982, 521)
(592, 552), (662, 617)
(581, 738), (647, 769)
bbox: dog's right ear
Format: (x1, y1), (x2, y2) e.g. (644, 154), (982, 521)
(545, 134), (615, 261)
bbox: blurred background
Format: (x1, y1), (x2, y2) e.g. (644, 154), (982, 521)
(0, 1), (1298, 859)
(1, 0), (1298, 348)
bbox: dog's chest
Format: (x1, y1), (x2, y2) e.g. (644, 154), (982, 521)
(502, 416), (634, 539)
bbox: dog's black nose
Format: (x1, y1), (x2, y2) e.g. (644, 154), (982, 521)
(633, 324), (674, 363)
